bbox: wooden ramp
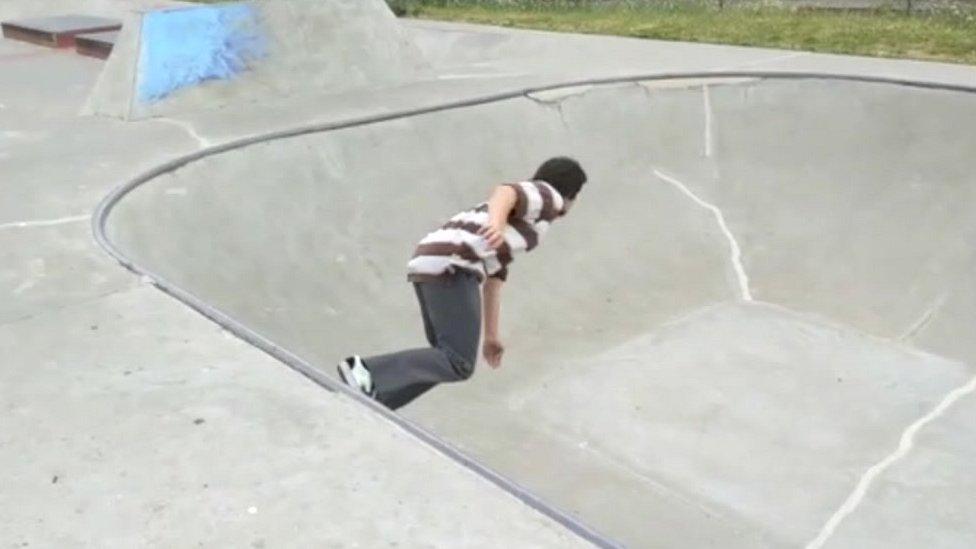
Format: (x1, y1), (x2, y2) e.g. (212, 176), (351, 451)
(1, 15), (120, 49)
(75, 30), (118, 59)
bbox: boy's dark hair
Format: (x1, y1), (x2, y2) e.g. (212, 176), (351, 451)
(532, 157), (587, 200)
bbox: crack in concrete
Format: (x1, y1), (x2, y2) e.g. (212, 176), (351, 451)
(524, 92), (572, 128)
(653, 169), (753, 301)
(806, 372), (976, 549)
(899, 293), (948, 341)
(524, 84), (596, 106)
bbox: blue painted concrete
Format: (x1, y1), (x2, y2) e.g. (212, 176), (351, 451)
(137, 3), (267, 103)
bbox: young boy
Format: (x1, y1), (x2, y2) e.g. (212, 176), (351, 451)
(337, 157), (588, 410)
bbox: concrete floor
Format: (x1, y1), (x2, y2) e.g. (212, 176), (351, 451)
(3, 5), (976, 549)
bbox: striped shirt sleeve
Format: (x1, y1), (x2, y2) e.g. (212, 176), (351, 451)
(505, 181), (563, 224)
(408, 182), (564, 284)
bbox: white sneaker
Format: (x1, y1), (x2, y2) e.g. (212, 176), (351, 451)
(337, 356), (375, 397)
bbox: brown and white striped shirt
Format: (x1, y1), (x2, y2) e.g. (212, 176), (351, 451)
(407, 181), (565, 283)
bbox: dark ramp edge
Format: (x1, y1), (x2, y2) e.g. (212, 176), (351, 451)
(1, 15), (120, 48)
(75, 30), (118, 60)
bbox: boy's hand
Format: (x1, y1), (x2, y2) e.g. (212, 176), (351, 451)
(479, 223), (506, 250)
(483, 338), (505, 369)
(482, 185), (517, 250)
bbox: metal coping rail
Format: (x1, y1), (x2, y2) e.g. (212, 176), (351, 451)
(92, 71), (976, 548)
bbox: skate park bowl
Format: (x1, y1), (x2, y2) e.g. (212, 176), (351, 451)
(98, 74), (976, 548)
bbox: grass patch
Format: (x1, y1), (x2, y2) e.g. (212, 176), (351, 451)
(391, 1), (976, 65)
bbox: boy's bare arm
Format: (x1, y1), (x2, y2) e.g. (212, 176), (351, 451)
(482, 277), (505, 368)
(480, 185), (515, 368)
(479, 185), (518, 249)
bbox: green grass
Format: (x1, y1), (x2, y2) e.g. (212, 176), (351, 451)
(390, 1), (976, 65)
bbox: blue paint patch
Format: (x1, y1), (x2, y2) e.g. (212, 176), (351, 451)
(137, 3), (267, 104)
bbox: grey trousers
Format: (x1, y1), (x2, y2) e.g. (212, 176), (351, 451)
(364, 271), (482, 410)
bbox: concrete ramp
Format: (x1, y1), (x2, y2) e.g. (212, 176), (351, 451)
(83, 0), (427, 119)
(102, 75), (976, 547)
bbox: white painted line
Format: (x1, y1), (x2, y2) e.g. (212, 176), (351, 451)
(703, 85), (714, 158)
(12, 279), (36, 295)
(806, 373), (976, 549)
(0, 214), (90, 231)
(653, 169), (753, 301)
(722, 51), (808, 71)
(438, 71), (527, 80)
(153, 118), (213, 148)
